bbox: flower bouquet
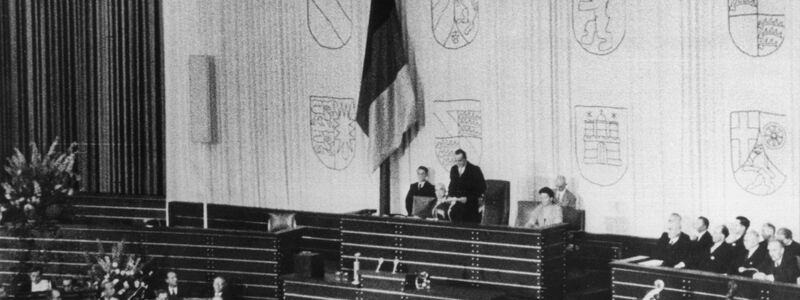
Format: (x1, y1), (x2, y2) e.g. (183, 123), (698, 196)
(85, 240), (155, 300)
(0, 138), (80, 225)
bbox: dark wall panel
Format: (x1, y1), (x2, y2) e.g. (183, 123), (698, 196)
(0, 0), (164, 196)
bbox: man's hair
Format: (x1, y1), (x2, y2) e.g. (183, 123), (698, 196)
(745, 230), (761, 240)
(778, 227), (793, 240)
(417, 166), (429, 174)
(736, 216), (750, 230)
(30, 267), (42, 273)
(669, 213), (681, 221)
(698, 216), (709, 228)
(719, 225), (729, 238)
(769, 239), (785, 248)
(538, 187), (555, 199)
(156, 289), (168, 296)
(454, 149), (467, 159)
(763, 223), (776, 233)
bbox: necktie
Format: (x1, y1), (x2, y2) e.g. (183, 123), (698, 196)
(419, 183), (423, 189)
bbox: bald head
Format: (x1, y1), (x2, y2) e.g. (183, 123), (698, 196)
(555, 176), (567, 191)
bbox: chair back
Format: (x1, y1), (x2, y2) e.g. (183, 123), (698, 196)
(412, 196), (437, 218)
(481, 180), (510, 225)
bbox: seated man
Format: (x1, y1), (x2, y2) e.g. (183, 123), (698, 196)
(727, 216), (750, 258)
(652, 213), (691, 267)
(524, 187), (563, 228)
(776, 227), (800, 260)
(694, 225), (734, 273)
(760, 223), (776, 250)
(211, 276), (233, 300)
(731, 230), (769, 277)
(754, 240), (800, 283)
(688, 216), (713, 267)
(164, 271), (184, 300)
(405, 166), (436, 216)
(29, 267), (52, 292)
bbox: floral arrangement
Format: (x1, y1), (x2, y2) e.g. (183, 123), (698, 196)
(0, 138), (80, 224)
(85, 240), (155, 299)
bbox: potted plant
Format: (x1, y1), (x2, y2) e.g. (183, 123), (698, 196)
(0, 137), (80, 226)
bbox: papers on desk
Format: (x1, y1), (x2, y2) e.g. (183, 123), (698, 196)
(637, 259), (664, 267)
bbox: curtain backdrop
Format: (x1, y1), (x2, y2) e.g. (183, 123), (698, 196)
(0, 0), (165, 195)
(164, 0), (800, 237)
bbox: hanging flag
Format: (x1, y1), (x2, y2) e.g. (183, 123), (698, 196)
(357, 0), (423, 171)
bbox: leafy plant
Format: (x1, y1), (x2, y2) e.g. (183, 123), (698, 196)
(0, 137), (80, 225)
(84, 239), (155, 299)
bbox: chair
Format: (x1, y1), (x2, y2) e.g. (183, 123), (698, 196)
(481, 180), (510, 225)
(515, 201), (540, 227)
(412, 196), (437, 218)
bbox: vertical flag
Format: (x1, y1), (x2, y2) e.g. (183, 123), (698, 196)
(357, 0), (422, 170)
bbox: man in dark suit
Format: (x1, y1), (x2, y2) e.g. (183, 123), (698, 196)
(447, 149), (486, 223)
(695, 225), (735, 273)
(727, 216), (750, 258)
(776, 228), (800, 261)
(688, 216), (713, 267)
(405, 166), (437, 216)
(653, 213), (691, 267)
(211, 276), (233, 300)
(731, 230), (769, 277)
(760, 223), (776, 250)
(164, 271), (184, 300)
(755, 240), (800, 283)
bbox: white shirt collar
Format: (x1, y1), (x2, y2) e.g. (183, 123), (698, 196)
(710, 241), (723, 253)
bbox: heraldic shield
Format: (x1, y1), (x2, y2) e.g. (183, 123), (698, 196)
(307, 0), (353, 49)
(728, 0), (785, 57)
(430, 0), (479, 49)
(730, 110), (788, 195)
(572, 0), (626, 55)
(310, 96), (356, 170)
(433, 99), (482, 172)
(574, 106), (629, 186)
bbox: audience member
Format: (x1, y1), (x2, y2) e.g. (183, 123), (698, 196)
(689, 216), (713, 267)
(695, 225), (734, 273)
(754, 240), (800, 283)
(776, 228), (800, 260)
(211, 276), (232, 300)
(155, 289), (168, 300)
(727, 216), (750, 257)
(760, 223), (776, 249)
(29, 267), (52, 292)
(49, 289), (61, 300)
(164, 271), (183, 300)
(732, 230), (769, 277)
(653, 213), (691, 267)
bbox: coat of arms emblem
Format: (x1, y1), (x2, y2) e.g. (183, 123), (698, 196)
(307, 0), (353, 49)
(730, 110), (788, 195)
(574, 106), (629, 186)
(572, 0), (626, 55)
(431, 0), (479, 49)
(310, 96), (356, 170)
(728, 0), (785, 57)
(433, 99), (482, 171)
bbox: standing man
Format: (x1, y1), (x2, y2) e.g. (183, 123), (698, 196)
(553, 175), (577, 209)
(405, 166), (437, 216)
(447, 149), (486, 223)
(775, 228), (800, 260)
(653, 213), (691, 268)
(754, 240), (800, 283)
(727, 216), (750, 257)
(761, 223), (776, 249)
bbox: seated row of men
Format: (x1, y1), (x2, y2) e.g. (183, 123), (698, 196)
(5, 270), (232, 300)
(653, 213), (800, 283)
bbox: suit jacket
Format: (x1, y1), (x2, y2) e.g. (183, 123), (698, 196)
(165, 284), (186, 300)
(689, 231), (714, 267)
(556, 189), (577, 209)
(696, 242), (735, 273)
(732, 244), (770, 276)
(785, 241), (800, 260)
(448, 162), (486, 223)
(653, 232), (691, 267)
(405, 181), (436, 216)
(758, 253), (800, 283)
(729, 234), (747, 258)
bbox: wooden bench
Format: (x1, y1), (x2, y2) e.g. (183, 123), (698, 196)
(611, 256), (800, 299)
(0, 225), (302, 300)
(68, 194), (165, 226)
(167, 201), (374, 260)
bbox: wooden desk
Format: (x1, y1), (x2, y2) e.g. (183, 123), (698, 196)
(0, 225), (303, 300)
(611, 256), (800, 300)
(339, 217), (568, 299)
(282, 273), (509, 300)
